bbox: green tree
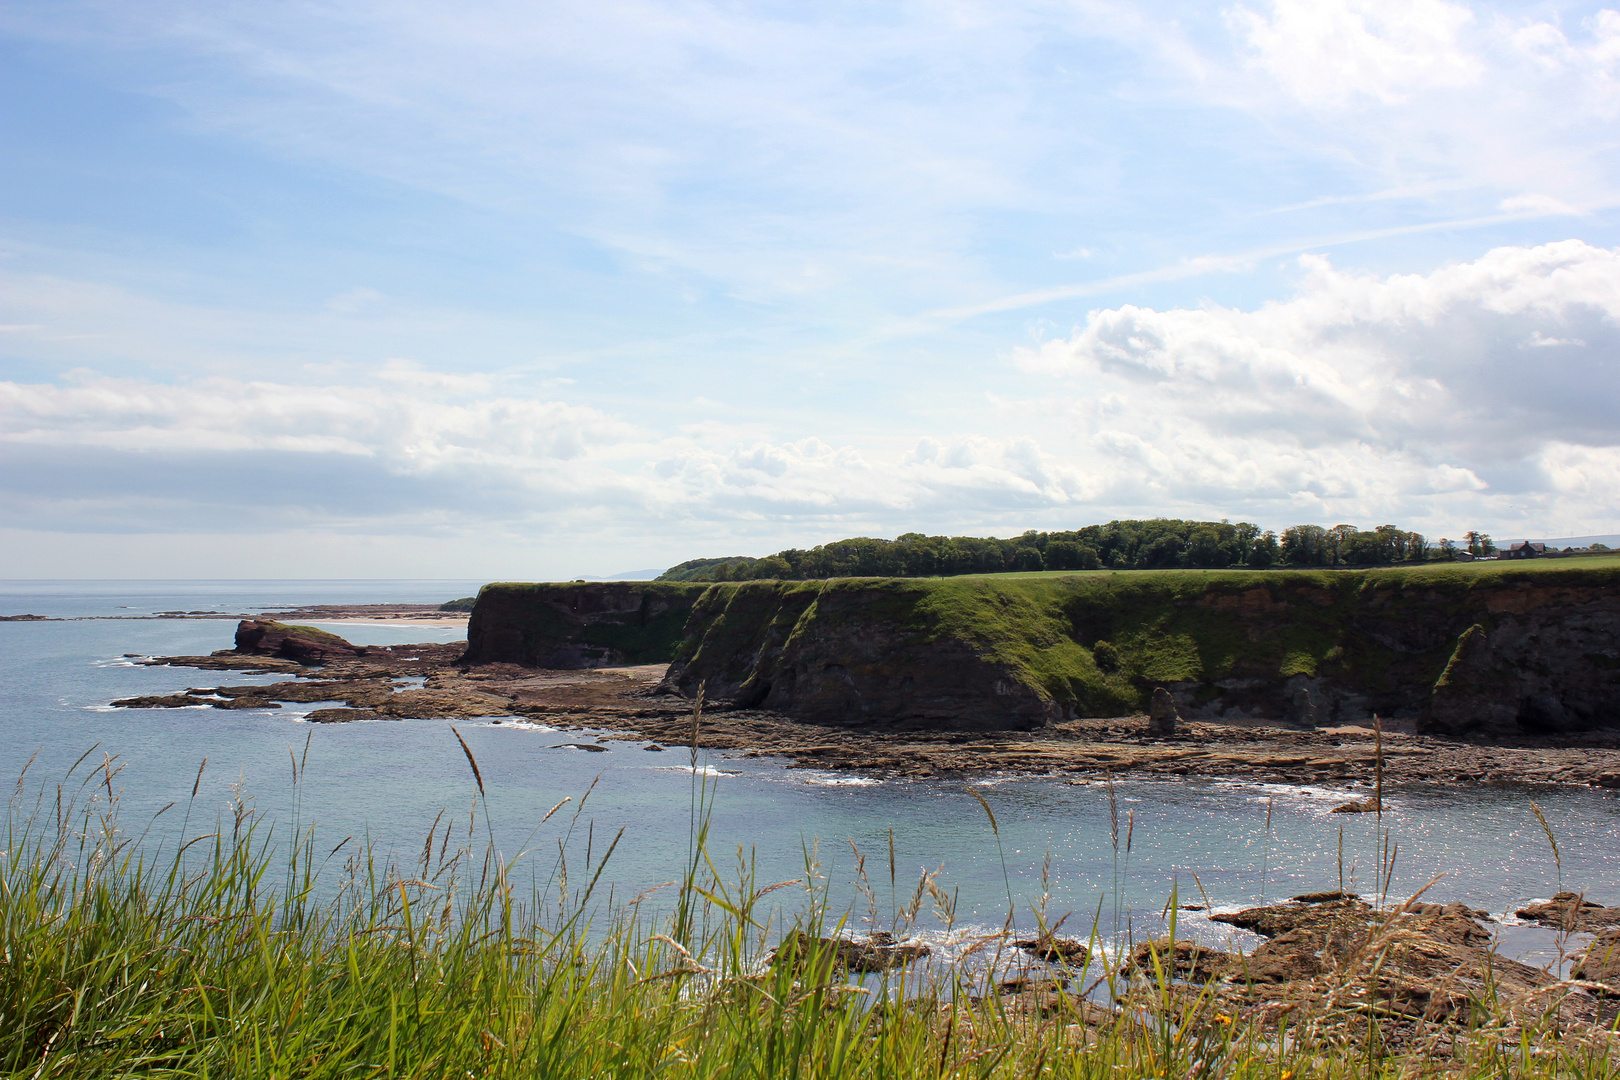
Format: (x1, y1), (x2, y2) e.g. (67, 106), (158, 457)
(1250, 530), (1279, 567)
(1013, 546), (1044, 572)
(1186, 525), (1225, 567)
(1280, 525), (1328, 566)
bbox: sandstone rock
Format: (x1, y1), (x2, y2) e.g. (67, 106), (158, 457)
(463, 582), (703, 669)
(111, 694), (210, 708)
(234, 620), (368, 664)
(1148, 687), (1178, 736)
(1014, 934), (1090, 962)
(210, 696), (280, 710)
(206, 680), (394, 704)
(1573, 928), (1620, 984)
(1205, 892), (1546, 1023)
(1515, 892), (1620, 931)
(141, 653), (310, 674)
(1125, 937), (1234, 982)
(770, 930), (931, 973)
(1213, 894), (1375, 942)
(306, 708), (385, 723)
(997, 976), (1068, 994)
(671, 584), (1064, 731)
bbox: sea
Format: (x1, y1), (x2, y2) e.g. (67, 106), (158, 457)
(3, 579), (1617, 971)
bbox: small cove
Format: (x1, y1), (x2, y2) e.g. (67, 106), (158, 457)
(3, 581), (1617, 972)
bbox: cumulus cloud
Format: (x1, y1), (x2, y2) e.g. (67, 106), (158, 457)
(1015, 240), (1620, 526)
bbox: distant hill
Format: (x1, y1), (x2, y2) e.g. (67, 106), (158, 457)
(571, 568), (667, 582)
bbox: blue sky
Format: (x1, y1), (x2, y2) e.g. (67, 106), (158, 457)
(3, 0), (1619, 577)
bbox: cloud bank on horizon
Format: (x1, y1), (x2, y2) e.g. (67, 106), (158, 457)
(1, 0), (1618, 577)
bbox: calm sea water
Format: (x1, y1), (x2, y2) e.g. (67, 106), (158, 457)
(4, 580), (1617, 967)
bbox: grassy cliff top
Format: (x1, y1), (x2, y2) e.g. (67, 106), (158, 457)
(260, 620), (356, 647)
(674, 556), (1620, 717)
(476, 581), (711, 598)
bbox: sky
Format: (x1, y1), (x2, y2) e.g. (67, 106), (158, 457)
(2, 0), (1619, 579)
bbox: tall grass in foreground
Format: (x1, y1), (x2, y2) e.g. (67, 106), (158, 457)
(2, 742), (1617, 1080)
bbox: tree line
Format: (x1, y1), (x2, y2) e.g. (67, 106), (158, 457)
(655, 519), (1476, 582)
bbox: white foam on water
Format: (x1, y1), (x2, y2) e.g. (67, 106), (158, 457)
(650, 764), (730, 778)
(483, 720), (559, 733)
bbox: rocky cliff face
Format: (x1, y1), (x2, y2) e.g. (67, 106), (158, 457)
(1418, 580), (1620, 735)
(461, 582), (708, 668)
(466, 562), (1620, 735)
(666, 580), (1062, 730)
(1097, 569), (1620, 737)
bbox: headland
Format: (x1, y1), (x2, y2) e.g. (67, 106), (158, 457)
(113, 556), (1620, 789)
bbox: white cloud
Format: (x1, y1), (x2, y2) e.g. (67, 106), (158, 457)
(3, 242), (1618, 560)
(0, 372), (632, 473)
(1194, 2), (1620, 213)
(1229, 0), (1481, 106)
(1014, 240), (1620, 527)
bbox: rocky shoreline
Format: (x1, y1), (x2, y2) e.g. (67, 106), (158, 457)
(780, 889), (1620, 1045)
(114, 620), (1620, 790)
(103, 619), (1620, 1051)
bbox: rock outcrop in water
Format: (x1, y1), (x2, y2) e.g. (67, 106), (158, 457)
(1515, 892), (1620, 932)
(234, 620), (368, 663)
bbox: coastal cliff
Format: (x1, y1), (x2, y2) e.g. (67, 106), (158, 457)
(466, 560), (1620, 734)
(462, 582), (708, 668)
